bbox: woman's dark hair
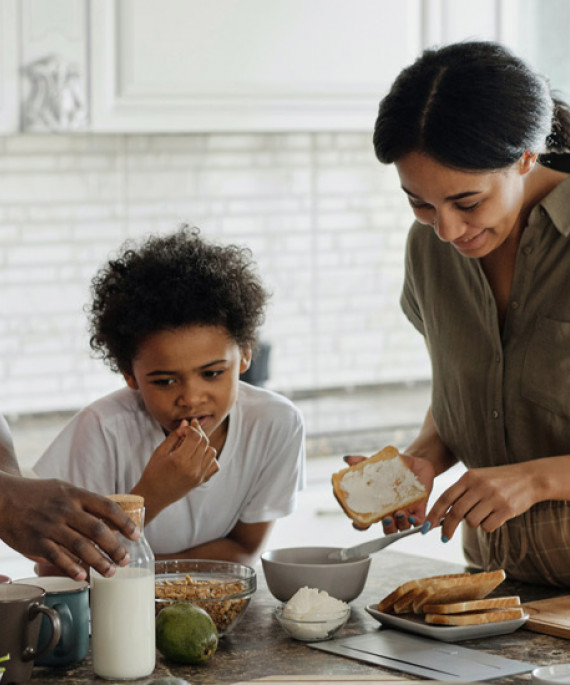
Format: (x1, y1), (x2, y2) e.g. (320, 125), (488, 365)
(88, 226), (268, 374)
(373, 41), (570, 170)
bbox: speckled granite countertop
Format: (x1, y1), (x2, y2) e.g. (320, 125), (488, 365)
(30, 551), (568, 685)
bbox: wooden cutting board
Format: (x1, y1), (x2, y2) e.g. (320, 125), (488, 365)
(523, 595), (570, 639)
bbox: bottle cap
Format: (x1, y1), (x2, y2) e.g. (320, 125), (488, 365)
(107, 494), (144, 528)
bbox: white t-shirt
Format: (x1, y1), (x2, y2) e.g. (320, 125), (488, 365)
(34, 382), (306, 555)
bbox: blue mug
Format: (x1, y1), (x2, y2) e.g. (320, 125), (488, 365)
(15, 576), (89, 667)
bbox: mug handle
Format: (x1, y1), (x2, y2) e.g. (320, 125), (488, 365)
(52, 602), (73, 656)
(23, 603), (62, 661)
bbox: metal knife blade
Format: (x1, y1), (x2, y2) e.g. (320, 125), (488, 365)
(328, 525), (424, 561)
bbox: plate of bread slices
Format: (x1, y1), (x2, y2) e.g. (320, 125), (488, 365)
(366, 569), (529, 642)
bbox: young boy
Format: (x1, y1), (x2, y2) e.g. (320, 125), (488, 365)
(34, 228), (306, 564)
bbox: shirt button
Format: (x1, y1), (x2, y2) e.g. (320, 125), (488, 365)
(511, 301), (519, 310)
(492, 409), (499, 419)
(523, 245), (533, 255)
(495, 353), (501, 363)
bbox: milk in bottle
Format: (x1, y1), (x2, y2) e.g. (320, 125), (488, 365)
(90, 494), (155, 680)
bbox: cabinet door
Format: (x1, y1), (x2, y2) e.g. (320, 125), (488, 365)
(0, 0), (18, 134)
(421, 0), (501, 47)
(498, 0), (570, 98)
(90, 0), (422, 132)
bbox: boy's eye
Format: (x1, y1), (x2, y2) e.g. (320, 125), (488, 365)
(151, 378), (176, 386)
(203, 369), (224, 379)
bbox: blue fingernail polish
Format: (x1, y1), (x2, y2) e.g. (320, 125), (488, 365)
(408, 516), (416, 524)
(395, 513), (404, 518)
(343, 455), (351, 463)
(421, 521), (431, 535)
(441, 535), (449, 543)
(383, 517), (393, 525)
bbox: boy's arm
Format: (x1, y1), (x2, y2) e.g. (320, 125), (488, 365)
(155, 520), (274, 566)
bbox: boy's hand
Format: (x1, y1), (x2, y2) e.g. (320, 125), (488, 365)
(133, 419), (218, 523)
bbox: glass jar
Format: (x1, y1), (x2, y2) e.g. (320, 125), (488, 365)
(90, 494), (155, 680)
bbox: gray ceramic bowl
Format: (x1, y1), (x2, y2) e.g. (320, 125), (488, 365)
(261, 547), (371, 603)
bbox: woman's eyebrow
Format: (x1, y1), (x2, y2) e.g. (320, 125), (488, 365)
(402, 186), (482, 201)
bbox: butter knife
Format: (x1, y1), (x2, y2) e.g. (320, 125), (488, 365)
(328, 519), (442, 561)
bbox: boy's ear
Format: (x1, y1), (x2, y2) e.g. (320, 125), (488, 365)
(239, 347), (253, 374)
(123, 371), (139, 390)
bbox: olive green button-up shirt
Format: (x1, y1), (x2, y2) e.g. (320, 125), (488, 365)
(400, 174), (570, 586)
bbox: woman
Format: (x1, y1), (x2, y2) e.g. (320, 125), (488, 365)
(373, 41), (570, 586)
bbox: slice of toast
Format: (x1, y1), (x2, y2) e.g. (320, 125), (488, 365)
(377, 573), (470, 614)
(423, 595), (520, 614)
(413, 569), (506, 613)
(425, 606), (525, 626)
(331, 446), (427, 527)
(393, 573), (472, 614)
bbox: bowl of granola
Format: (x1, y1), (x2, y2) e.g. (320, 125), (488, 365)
(154, 560), (256, 636)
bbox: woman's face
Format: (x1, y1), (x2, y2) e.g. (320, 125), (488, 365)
(394, 151), (535, 258)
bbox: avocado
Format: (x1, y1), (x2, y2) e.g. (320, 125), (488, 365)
(156, 604), (218, 665)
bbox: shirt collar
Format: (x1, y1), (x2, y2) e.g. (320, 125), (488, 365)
(536, 175), (570, 237)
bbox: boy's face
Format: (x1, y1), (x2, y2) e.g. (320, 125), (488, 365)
(122, 325), (251, 454)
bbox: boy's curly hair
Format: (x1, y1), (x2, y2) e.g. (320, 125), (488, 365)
(88, 227), (268, 374)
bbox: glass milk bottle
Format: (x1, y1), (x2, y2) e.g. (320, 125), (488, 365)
(90, 494), (155, 680)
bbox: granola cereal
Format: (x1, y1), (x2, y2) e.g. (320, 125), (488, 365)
(155, 574), (249, 634)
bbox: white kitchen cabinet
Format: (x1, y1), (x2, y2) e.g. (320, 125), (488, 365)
(4, 0), (566, 135)
(0, 0), (19, 133)
(20, 0), (89, 132)
(89, 0), (423, 132)
(498, 0), (570, 98)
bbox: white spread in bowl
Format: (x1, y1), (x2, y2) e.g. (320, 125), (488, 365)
(278, 587), (349, 640)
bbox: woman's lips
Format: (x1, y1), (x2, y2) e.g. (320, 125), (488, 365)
(452, 228), (487, 253)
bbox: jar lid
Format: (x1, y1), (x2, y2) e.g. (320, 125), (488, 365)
(107, 494), (144, 527)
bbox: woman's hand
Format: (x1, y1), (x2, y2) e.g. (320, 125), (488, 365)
(132, 418), (218, 523)
(343, 453), (435, 533)
(423, 462), (541, 541)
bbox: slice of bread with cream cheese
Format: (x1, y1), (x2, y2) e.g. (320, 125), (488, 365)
(331, 445), (427, 527)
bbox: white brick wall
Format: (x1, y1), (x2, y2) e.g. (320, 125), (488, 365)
(0, 132), (430, 415)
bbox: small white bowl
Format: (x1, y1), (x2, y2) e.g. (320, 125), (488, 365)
(274, 604), (350, 642)
(532, 664), (570, 685)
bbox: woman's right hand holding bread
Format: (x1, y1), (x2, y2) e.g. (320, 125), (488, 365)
(131, 418), (218, 524)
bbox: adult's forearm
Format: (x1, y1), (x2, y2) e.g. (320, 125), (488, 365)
(530, 454), (570, 503)
(404, 407), (457, 476)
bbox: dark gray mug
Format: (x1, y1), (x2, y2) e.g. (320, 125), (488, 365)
(0, 583), (61, 684)
(15, 577), (89, 667)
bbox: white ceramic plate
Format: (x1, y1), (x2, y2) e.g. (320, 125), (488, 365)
(532, 664), (570, 685)
(365, 604), (529, 643)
